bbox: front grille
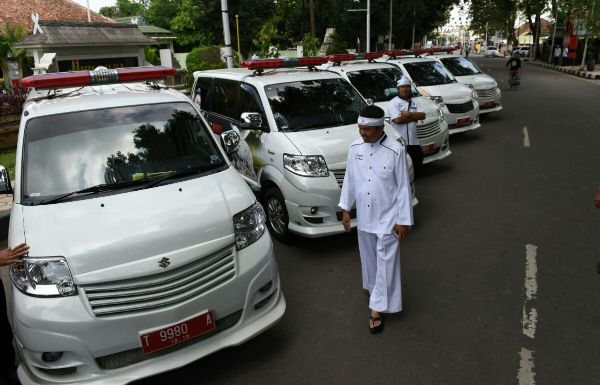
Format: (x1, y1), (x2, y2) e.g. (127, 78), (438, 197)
(82, 245), (236, 316)
(96, 310), (242, 370)
(446, 100), (474, 114)
(417, 120), (442, 139)
(331, 169), (345, 188)
(476, 88), (499, 98)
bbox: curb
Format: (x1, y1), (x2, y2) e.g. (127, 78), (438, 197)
(528, 61), (600, 79)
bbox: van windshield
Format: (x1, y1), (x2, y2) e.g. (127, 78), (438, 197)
(402, 61), (456, 86)
(346, 67), (420, 102)
(439, 57), (482, 76)
(264, 78), (367, 131)
(22, 102), (226, 203)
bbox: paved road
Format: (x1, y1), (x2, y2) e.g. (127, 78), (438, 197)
(136, 58), (600, 385)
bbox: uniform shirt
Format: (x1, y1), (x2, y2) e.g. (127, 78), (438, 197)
(562, 47), (569, 57)
(339, 134), (413, 234)
(388, 97), (422, 145)
(554, 47), (561, 57)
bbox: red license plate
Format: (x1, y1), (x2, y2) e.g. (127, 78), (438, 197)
(140, 311), (216, 354)
(456, 117), (471, 127)
(421, 143), (437, 155)
(484, 101), (496, 108)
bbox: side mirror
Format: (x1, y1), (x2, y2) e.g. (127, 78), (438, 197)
(240, 112), (263, 129)
(221, 130), (241, 155)
(365, 98), (374, 106)
(0, 165), (13, 195)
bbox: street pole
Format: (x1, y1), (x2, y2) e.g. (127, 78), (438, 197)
(86, 0), (91, 22)
(388, 0), (393, 50)
(235, 14), (241, 58)
(366, 0), (371, 52)
(411, 0), (416, 48)
(220, 0), (234, 69)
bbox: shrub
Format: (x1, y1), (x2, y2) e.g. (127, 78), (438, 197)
(326, 30), (348, 55)
(185, 45), (227, 85)
(0, 93), (26, 121)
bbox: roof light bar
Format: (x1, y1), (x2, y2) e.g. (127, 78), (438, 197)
(362, 52), (384, 60)
(241, 56), (328, 70)
(327, 52), (383, 63)
(22, 66), (176, 90)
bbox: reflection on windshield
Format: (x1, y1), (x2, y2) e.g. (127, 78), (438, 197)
(440, 57), (481, 76)
(403, 62), (455, 86)
(23, 102), (225, 201)
(264, 78), (367, 131)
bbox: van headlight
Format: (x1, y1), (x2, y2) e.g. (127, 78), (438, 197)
(283, 154), (328, 177)
(471, 89), (478, 99)
(233, 201), (266, 250)
(10, 257), (77, 297)
(428, 96), (445, 108)
(437, 107), (444, 120)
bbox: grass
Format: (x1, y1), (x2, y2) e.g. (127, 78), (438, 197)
(0, 148), (16, 180)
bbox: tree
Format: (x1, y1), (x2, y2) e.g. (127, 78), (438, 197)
(0, 23), (27, 93)
(99, 0), (144, 17)
(469, 0), (519, 46)
(301, 33), (321, 56)
(253, 22), (280, 58)
(145, 0), (182, 30)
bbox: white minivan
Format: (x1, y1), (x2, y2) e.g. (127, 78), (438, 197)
(192, 57), (417, 242)
(380, 55), (481, 135)
(319, 56), (451, 163)
(0, 67), (285, 385)
(431, 54), (502, 114)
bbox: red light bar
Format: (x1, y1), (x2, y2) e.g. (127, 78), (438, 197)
(362, 52), (383, 60)
(328, 54), (357, 62)
(241, 56), (327, 70)
(384, 50), (412, 57)
(22, 66), (176, 90)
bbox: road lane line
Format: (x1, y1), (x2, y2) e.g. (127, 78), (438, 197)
(523, 127), (530, 147)
(518, 347), (536, 385)
(517, 244), (538, 384)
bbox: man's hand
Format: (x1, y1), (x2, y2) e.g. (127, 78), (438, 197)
(594, 183), (600, 208)
(342, 210), (352, 233)
(0, 243), (29, 267)
(393, 224), (410, 239)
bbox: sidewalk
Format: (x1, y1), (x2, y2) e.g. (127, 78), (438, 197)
(527, 60), (600, 80)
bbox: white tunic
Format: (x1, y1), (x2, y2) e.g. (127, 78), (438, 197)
(338, 134), (413, 234)
(388, 96), (422, 146)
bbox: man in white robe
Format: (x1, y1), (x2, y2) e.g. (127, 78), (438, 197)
(339, 105), (413, 333)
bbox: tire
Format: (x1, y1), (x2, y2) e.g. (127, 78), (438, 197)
(263, 187), (292, 242)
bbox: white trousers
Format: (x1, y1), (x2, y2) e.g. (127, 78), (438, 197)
(357, 230), (402, 313)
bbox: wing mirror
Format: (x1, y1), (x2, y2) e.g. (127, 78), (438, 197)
(0, 165), (12, 195)
(221, 130), (241, 155)
(240, 112), (263, 129)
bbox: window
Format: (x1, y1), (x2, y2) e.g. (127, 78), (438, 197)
(239, 83), (267, 127)
(192, 77), (211, 110)
(211, 79), (239, 119)
(403, 62), (456, 87)
(440, 57), (481, 76)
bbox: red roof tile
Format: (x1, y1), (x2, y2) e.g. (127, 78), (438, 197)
(0, 0), (114, 30)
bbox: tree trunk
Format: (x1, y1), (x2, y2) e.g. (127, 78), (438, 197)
(309, 0), (316, 37)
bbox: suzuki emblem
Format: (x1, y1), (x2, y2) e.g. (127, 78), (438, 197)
(158, 257), (170, 269)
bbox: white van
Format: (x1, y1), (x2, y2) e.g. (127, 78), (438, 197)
(192, 57), (416, 242)
(380, 55), (481, 135)
(0, 67), (285, 385)
(319, 56), (451, 164)
(430, 54), (502, 114)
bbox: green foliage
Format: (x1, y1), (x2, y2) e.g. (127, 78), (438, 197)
(144, 47), (160, 65)
(145, 0), (182, 30)
(326, 30), (348, 55)
(99, 0), (143, 17)
(185, 45), (226, 85)
(0, 23), (27, 93)
(301, 33), (321, 56)
(253, 22), (280, 58)
(0, 148), (16, 180)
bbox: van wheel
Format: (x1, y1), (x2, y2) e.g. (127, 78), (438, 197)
(264, 187), (292, 242)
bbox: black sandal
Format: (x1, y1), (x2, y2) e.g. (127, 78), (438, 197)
(369, 314), (384, 334)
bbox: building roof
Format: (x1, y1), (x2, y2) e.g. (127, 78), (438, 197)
(0, 0), (114, 29)
(516, 18), (553, 35)
(15, 21), (157, 49)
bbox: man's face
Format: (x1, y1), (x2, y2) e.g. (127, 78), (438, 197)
(398, 84), (411, 100)
(359, 124), (385, 143)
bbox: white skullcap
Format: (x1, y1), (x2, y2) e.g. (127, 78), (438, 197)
(357, 116), (385, 126)
(397, 76), (411, 86)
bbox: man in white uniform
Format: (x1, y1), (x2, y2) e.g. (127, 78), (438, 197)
(339, 105), (413, 333)
(388, 76), (426, 172)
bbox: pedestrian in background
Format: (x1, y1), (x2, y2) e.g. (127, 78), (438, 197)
(553, 45), (561, 65)
(562, 46), (569, 66)
(1, 243), (29, 385)
(339, 105), (413, 334)
(388, 76), (426, 173)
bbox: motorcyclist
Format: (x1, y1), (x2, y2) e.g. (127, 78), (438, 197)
(506, 52), (522, 86)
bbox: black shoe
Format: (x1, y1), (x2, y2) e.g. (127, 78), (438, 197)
(369, 314), (384, 334)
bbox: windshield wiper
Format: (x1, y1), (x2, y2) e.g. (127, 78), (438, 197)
(34, 180), (146, 205)
(136, 164), (220, 190)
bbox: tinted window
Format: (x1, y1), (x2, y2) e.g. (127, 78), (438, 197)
(211, 79), (238, 119)
(403, 61), (456, 86)
(264, 78), (367, 131)
(239, 83), (267, 127)
(192, 77), (211, 110)
(440, 57), (481, 76)
(347, 67), (420, 101)
(23, 102), (225, 201)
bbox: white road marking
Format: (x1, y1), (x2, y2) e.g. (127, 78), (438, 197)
(518, 347), (536, 385)
(517, 244), (538, 384)
(523, 127), (530, 147)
